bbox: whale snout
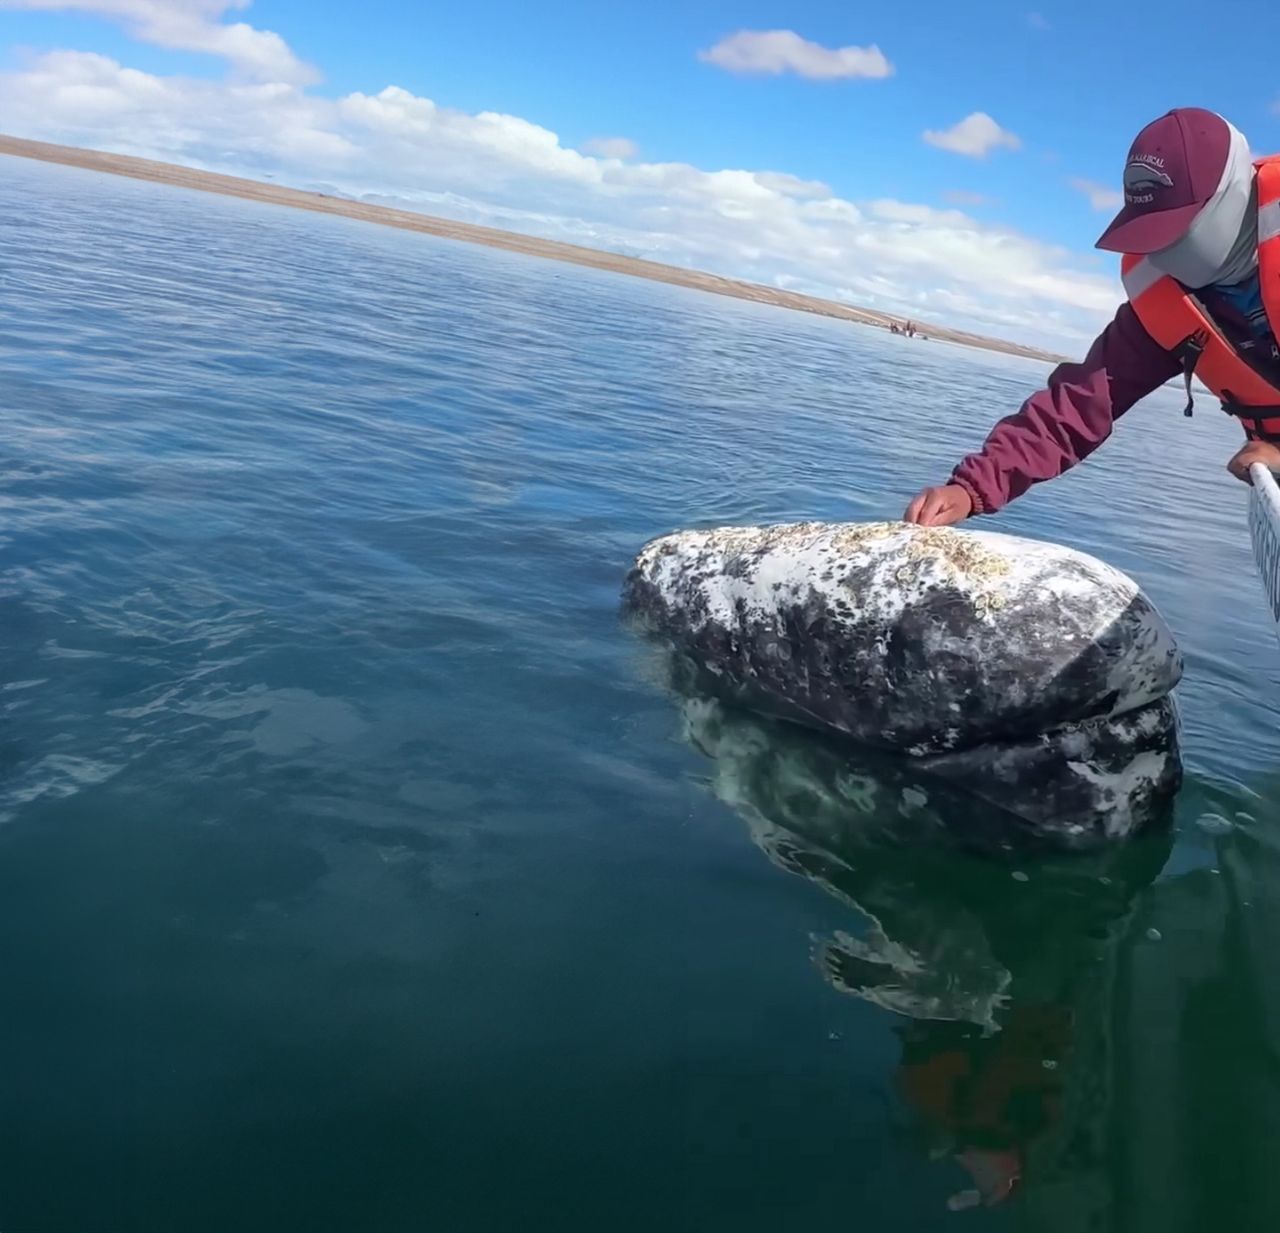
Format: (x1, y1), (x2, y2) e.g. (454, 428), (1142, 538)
(622, 520), (1183, 842)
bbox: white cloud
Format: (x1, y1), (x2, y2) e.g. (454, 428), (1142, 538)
(580, 136), (638, 160)
(754, 170), (832, 199)
(1070, 177), (1123, 211)
(868, 199), (974, 227)
(698, 29), (893, 80)
(923, 112), (1021, 158)
(943, 189), (997, 207)
(339, 86), (605, 187)
(0, 49), (1119, 350)
(3, 49), (347, 161)
(0, 0), (317, 84)
(1027, 12), (1050, 30)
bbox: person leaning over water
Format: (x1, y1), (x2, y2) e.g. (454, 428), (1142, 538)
(904, 107), (1280, 527)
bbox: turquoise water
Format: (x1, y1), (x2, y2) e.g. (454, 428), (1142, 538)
(3, 155), (1280, 1231)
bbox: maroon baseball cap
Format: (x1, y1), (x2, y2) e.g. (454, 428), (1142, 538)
(1095, 108), (1232, 253)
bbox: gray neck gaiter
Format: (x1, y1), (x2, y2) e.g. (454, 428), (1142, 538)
(1149, 120), (1257, 289)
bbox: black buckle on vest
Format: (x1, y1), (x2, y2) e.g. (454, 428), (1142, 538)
(1220, 391), (1280, 441)
(1176, 330), (1208, 418)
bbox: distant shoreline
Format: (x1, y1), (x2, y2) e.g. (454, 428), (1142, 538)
(0, 133), (1071, 365)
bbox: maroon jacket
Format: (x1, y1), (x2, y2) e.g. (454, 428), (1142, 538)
(950, 302), (1182, 514)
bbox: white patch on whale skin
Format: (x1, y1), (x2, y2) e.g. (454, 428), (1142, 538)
(629, 520), (1182, 754)
(912, 697), (1180, 843)
(1067, 751), (1171, 840)
(637, 521), (1161, 660)
(1060, 706), (1179, 839)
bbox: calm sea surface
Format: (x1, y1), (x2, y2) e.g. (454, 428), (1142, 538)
(3, 156), (1280, 1232)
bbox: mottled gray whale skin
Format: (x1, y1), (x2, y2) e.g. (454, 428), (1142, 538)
(623, 521), (1183, 842)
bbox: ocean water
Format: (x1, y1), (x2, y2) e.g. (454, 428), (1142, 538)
(3, 155), (1280, 1232)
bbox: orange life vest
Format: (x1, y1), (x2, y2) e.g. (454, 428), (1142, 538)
(1123, 155), (1280, 440)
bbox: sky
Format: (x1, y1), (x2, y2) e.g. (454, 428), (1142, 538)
(1, 0), (1278, 351)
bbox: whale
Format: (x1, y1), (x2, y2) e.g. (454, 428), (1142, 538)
(677, 690), (1172, 1026)
(676, 689), (1173, 1213)
(622, 520), (1183, 843)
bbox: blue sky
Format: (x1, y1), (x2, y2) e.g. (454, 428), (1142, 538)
(2, 0), (1277, 348)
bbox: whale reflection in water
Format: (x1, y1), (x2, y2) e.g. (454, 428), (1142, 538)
(681, 688), (1169, 1020)
(673, 674), (1172, 1210)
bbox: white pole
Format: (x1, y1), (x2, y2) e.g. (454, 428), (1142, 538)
(1248, 462), (1280, 623)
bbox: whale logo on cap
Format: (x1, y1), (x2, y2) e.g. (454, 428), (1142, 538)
(1123, 160), (1175, 203)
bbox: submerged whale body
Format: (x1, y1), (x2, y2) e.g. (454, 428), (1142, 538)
(622, 520), (1184, 843)
(679, 692), (1173, 1025)
(680, 687), (1176, 1216)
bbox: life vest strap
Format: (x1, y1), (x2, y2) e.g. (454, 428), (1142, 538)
(1221, 392), (1280, 441)
(1176, 330), (1208, 417)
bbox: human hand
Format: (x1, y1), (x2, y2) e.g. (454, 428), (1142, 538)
(903, 484), (975, 527)
(949, 1148), (1022, 1209)
(1227, 440), (1280, 484)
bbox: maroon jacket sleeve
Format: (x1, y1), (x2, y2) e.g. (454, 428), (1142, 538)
(949, 302), (1181, 514)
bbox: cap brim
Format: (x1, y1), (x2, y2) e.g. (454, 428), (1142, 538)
(1095, 199), (1204, 254)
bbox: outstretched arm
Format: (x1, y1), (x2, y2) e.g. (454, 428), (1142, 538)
(904, 303), (1179, 524)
